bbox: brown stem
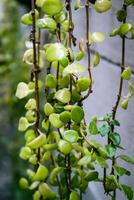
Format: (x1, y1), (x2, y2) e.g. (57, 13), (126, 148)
(80, 0), (93, 102)
(110, 4), (127, 199)
(51, 155), (63, 200)
(66, 0), (73, 197)
(31, 0), (40, 161)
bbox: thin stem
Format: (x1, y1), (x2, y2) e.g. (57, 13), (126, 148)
(51, 155), (63, 200)
(65, 155), (70, 199)
(80, 0), (92, 102)
(31, 0), (41, 162)
(65, 0), (73, 197)
(110, 4), (127, 199)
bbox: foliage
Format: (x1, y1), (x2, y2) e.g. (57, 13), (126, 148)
(16, 0), (134, 200)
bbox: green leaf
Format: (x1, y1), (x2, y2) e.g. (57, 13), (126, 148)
(49, 113), (64, 128)
(19, 178), (29, 189)
(105, 144), (116, 158)
(124, 0), (134, 6)
(45, 43), (67, 62)
(25, 98), (36, 110)
(113, 165), (131, 176)
(116, 9), (127, 22)
(78, 155), (91, 166)
(19, 147), (32, 160)
(119, 155), (134, 165)
(42, 0), (63, 16)
(55, 89), (71, 104)
(105, 175), (119, 191)
(38, 182), (56, 198)
(121, 98), (129, 110)
(71, 106), (84, 123)
(76, 77), (91, 92)
(63, 63), (85, 74)
(121, 184), (133, 200)
(121, 66), (132, 80)
(27, 134), (46, 149)
(74, 0), (81, 10)
(18, 117), (30, 132)
(59, 111), (71, 124)
(58, 139), (72, 155)
(119, 23), (132, 35)
(89, 120), (98, 135)
(63, 130), (79, 143)
(98, 123), (110, 136)
(92, 32), (105, 43)
(110, 28), (120, 37)
(110, 119), (120, 126)
(96, 156), (108, 168)
(44, 103), (55, 116)
(84, 171), (99, 182)
(36, 17), (56, 31)
(33, 165), (48, 181)
(93, 51), (100, 67)
(16, 82), (33, 99)
(94, 0), (112, 13)
(109, 132), (121, 146)
(69, 191), (80, 200)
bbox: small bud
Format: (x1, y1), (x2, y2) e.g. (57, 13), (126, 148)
(121, 98), (129, 110)
(121, 67), (132, 80)
(19, 178), (29, 189)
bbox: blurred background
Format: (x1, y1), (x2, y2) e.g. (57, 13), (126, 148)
(0, 0), (134, 199)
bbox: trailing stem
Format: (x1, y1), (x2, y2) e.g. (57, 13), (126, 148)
(31, 0), (40, 161)
(80, 0), (92, 103)
(110, 4), (127, 199)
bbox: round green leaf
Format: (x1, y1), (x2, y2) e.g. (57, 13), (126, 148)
(36, 17), (56, 32)
(49, 113), (64, 128)
(59, 111), (71, 123)
(45, 74), (57, 88)
(94, 0), (112, 13)
(92, 32), (105, 43)
(16, 82), (33, 99)
(63, 130), (79, 143)
(45, 43), (67, 62)
(55, 88), (71, 103)
(76, 77), (91, 92)
(18, 117), (29, 132)
(116, 10), (127, 22)
(58, 139), (72, 155)
(119, 23), (132, 35)
(19, 178), (29, 189)
(42, 0), (62, 16)
(71, 106), (84, 123)
(25, 98), (36, 110)
(63, 63), (85, 74)
(44, 103), (55, 116)
(19, 147), (32, 160)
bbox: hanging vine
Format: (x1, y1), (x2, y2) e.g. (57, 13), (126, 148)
(16, 0), (134, 200)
